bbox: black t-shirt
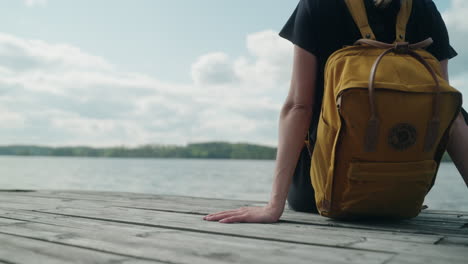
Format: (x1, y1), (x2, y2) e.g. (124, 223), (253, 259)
(279, 0), (460, 142)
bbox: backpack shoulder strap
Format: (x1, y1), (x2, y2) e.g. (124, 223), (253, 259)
(396, 0), (413, 42)
(344, 0), (376, 40)
(345, 0), (413, 42)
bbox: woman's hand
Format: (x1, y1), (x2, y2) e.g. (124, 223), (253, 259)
(203, 204), (283, 224)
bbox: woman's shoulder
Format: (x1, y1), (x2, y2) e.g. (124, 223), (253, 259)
(298, 0), (346, 21)
(411, 0), (445, 23)
(413, 0), (440, 12)
(299, 0), (345, 13)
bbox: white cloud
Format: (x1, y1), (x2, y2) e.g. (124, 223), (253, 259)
(24, 0), (47, 7)
(0, 33), (112, 72)
(191, 52), (237, 86)
(0, 108), (26, 129)
(2, 1), (466, 148)
(234, 30), (293, 91)
(0, 30), (293, 146)
(3, 0), (467, 148)
(442, 0), (468, 104)
(451, 74), (468, 101)
(443, 0), (468, 32)
(190, 30), (293, 91)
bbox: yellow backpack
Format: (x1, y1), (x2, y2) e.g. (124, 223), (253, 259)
(310, 0), (462, 219)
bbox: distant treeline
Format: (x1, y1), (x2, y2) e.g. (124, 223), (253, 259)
(0, 142), (277, 160)
(0, 142), (453, 162)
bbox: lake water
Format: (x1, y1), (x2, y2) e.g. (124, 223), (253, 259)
(1, 156), (467, 211)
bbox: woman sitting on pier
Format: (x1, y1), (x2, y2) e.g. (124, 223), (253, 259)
(204, 0), (468, 223)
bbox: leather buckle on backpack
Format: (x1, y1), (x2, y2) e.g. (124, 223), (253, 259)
(394, 42), (410, 54)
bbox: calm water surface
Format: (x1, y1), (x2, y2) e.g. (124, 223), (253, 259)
(1, 156), (466, 211)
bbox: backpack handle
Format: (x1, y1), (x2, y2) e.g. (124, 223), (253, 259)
(358, 38), (441, 152)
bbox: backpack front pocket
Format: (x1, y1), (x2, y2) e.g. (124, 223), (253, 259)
(341, 160), (437, 219)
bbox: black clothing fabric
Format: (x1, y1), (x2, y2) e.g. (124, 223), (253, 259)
(462, 108), (468, 124)
(287, 146), (319, 213)
(280, 0), (462, 213)
(280, 0), (457, 60)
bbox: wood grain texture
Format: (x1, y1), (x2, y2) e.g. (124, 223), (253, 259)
(2, 191), (466, 237)
(0, 233), (158, 264)
(0, 220), (392, 264)
(0, 190), (467, 264)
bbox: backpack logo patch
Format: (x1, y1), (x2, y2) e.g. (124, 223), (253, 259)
(388, 123), (417, 151)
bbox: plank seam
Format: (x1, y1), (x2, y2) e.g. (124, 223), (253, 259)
(0, 216), (31, 223)
(0, 215), (78, 229)
(336, 237), (368, 247)
(279, 219), (453, 236)
(0, 258), (18, 264)
(380, 254), (397, 264)
(434, 236), (446, 245)
(116, 206), (211, 216)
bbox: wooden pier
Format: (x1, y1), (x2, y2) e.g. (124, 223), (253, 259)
(0, 190), (467, 263)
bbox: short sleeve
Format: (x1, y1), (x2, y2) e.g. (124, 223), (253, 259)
(279, 0), (319, 56)
(424, 1), (458, 61)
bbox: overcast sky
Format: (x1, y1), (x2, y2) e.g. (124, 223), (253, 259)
(0, 0), (464, 147)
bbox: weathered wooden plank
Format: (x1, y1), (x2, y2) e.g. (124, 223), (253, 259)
(385, 254), (468, 264)
(407, 213), (467, 223)
(0, 217), (25, 225)
(414, 209), (468, 216)
(14, 206), (466, 260)
(0, 233), (156, 264)
(0, 208), (376, 249)
(1, 190), (261, 212)
(2, 192), (466, 237)
(0, 194), (460, 249)
(348, 237), (468, 258)
(0, 259), (17, 264)
(27, 190), (468, 215)
(1, 191), (468, 263)
(0, 216), (393, 264)
(0, 198), (447, 246)
(14, 190), (468, 223)
(437, 236), (468, 247)
(5, 206), (461, 259)
(8, 190), (467, 227)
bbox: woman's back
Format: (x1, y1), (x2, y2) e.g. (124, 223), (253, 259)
(280, 0), (457, 143)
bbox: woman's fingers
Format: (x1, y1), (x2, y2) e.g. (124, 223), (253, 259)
(219, 213), (248, 224)
(203, 208), (244, 221)
(204, 211), (239, 221)
(203, 206), (277, 223)
(207, 208), (242, 216)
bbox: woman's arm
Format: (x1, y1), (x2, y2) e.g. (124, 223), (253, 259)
(441, 60), (468, 187)
(203, 45), (318, 223)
